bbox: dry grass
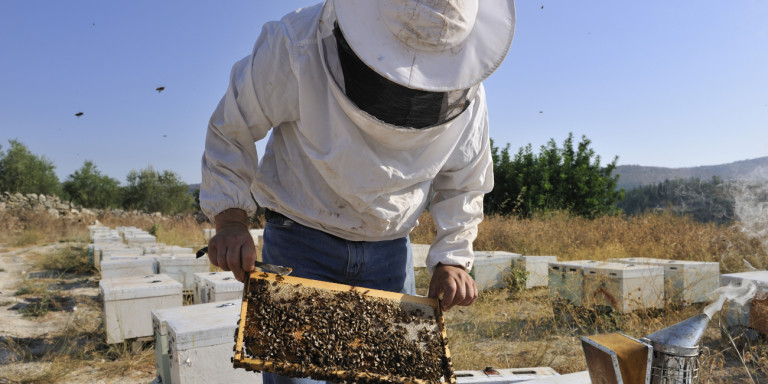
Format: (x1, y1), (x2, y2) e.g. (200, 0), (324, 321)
(2, 209), (768, 383)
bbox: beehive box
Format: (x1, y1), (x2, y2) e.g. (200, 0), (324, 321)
(233, 272), (455, 384)
(100, 256), (156, 279)
(472, 251), (522, 291)
(510, 255), (557, 289)
(194, 272), (214, 304)
(548, 260), (598, 306)
(95, 246), (145, 269)
(155, 253), (210, 292)
(100, 274), (183, 344)
(411, 243), (430, 269)
(125, 233), (157, 246)
(249, 229), (264, 247)
(611, 257), (719, 305)
(582, 262), (664, 313)
(454, 367), (558, 383)
(151, 300), (258, 384)
(204, 271), (243, 304)
(721, 271), (768, 336)
(143, 244), (195, 255)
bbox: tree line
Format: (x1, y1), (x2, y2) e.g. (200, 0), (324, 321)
(1, 137), (747, 223)
(0, 139), (196, 215)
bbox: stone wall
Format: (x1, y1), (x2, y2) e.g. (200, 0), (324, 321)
(0, 192), (95, 217)
(0, 192), (209, 222)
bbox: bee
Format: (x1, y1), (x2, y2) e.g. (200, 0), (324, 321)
(75, 112), (84, 117)
(156, 86), (165, 93)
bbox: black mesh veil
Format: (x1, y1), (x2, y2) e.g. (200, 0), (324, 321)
(329, 23), (477, 129)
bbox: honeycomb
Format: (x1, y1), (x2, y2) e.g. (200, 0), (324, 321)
(233, 272), (455, 383)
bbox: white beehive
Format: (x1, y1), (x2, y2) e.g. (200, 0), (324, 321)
(249, 229), (264, 247)
(167, 301), (261, 384)
(88, 225), (112, 239)
(611, 257), (719, 304)
(582, 262), (664, 313)
(125, 233), (157, 246)
(193, 272), (214, 304)
(91, 230), (122, 245)
(100, 274), (183, 344)
(152, 300), (243, 384)
(100, 256), (157, 279)
(454, 367), (558, 383)
(204, 272), (243, 303)
(143, 244), (194, 255)
(472, 251), (522, 291)
(721, 271), (768, 336)
(96, 246), (146, 270)
(193, 271), (243, 304)
(155, 254), (210, 292)
(411, 243), (430, 268)
(548, 260), (598, 306)
(510, 255), (558, 289)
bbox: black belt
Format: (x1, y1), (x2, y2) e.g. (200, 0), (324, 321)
(264, 208), (290, 222)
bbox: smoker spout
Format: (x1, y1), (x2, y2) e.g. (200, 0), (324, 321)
(643, 314), (710, 357)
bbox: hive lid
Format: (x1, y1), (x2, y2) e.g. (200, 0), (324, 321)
(582, 262), (665, 278)
(721, 271), (768, 290)
(154, 253), (207, 266)
(100, 256), (155, 269)
(166, 300), (242, 350)
(99, 274), (182, 301)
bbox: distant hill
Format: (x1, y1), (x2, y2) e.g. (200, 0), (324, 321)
(615, 156), (768, 190)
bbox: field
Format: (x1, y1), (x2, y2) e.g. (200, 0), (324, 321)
(1, 209), (767, 383)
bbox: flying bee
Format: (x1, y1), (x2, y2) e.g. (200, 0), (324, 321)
(75, 112), (84, 117)
(156, 86), (165, 93)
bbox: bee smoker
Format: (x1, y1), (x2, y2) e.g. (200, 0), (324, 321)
(641, 313), (710, 384)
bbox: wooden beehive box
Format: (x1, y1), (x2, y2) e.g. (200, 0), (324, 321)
(233, 272), (455, 384)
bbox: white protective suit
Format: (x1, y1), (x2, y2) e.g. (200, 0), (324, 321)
(200, 3), (494, 273)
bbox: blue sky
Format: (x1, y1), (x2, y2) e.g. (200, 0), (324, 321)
(2, 1), (767, 185)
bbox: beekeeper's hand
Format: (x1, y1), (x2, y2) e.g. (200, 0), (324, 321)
(428, 263), (478, 311)
(209, 208), (256, 282)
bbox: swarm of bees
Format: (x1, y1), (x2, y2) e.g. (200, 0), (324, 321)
(235, 274), (454, 383)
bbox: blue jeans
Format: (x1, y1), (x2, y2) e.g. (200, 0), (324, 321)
(260, 212), (416, 384)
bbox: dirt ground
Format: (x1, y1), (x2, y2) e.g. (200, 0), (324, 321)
(0, 243), (158, 384)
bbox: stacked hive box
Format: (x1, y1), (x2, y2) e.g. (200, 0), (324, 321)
(510, 255), (558, 289)
(155, 253), (209, 292)
(721, 271), (768, 337)
(611, 257), (719, 305)
(582, 262), (664, 313)
(100, 256), (156, 279)
(94, 244), (144, 269)
(454, 367), (558, 383)
(193, 271), (243, 304)
(152, 300), (258, 384)
(473, 251), (522, 290)
(411, 243), (430, 269)
(100, 274), (183, 344)
(166, 300), (261, 384)
(548, 260), (600, 306)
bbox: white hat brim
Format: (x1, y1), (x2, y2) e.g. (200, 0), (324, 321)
(333, 0), (515, 92)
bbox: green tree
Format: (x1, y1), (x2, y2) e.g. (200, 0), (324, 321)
(0, 139), (61, 195)
(62, 160), (121, 209)
(485, 133), (624, 218)
(121, 166), (194, 214)
(617, 177), (734, 223)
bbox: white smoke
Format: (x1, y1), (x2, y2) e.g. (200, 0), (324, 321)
(731, 178), (768, 258)
(704, 280), (759, 319)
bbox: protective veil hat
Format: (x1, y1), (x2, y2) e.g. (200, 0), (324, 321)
(331, 0), (515, 92)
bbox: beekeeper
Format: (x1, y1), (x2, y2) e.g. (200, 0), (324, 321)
(201, 0), (515, 315)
